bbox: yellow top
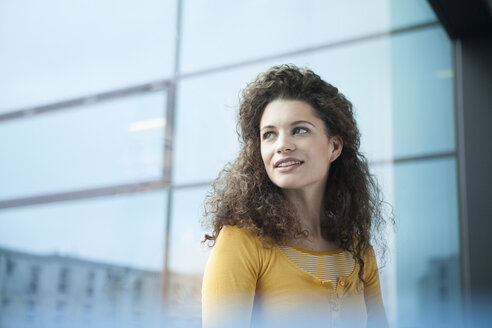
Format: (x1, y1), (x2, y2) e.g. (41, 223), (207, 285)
(278, 245), (355, 289)
(202, 225), (388, 328)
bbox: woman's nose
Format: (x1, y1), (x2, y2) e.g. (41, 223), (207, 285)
(276, 135), (296, 153)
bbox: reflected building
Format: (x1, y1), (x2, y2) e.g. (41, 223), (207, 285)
(0, 247), (202, 328)
(418, 255), (462, 328)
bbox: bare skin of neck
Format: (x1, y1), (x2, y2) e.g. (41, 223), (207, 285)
(283, 183), (340, 252)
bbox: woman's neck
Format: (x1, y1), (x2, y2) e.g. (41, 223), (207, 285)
(283, 182), (328, 233)
(282, 184), (340, 252)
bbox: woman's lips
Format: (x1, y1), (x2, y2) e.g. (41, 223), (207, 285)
(274, 157), (303, 167)
(275, 161), (303, 173)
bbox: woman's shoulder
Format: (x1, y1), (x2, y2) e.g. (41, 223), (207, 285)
(209, 225), (267, 269)
(216, 225), (262, 247)
(219, 224), (253, 236)
(358, 245), (377, 266)
(361, 245), (382, 282)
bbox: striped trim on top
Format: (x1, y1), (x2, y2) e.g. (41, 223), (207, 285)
(279, 244), (355, 288)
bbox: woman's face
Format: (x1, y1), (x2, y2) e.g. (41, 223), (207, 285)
(259, 99), (342, 193)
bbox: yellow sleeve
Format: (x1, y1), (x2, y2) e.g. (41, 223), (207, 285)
(363, 246), (389, 328)
(201, 226), (260, 328)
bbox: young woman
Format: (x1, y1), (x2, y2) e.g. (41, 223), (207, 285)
(201, 65), (391, 328)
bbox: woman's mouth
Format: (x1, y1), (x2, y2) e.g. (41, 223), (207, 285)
(274, 159), (304, 172)
(277, 161), (302, 167)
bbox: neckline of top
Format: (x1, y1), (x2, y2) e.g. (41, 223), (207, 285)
(284, 243), (344, 256)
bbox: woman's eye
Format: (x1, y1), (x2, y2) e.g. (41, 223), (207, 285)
(262, 131), (275, 140)
(293, 127), (308, 135)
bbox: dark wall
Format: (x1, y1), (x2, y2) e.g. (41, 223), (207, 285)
(427, 1), (492, 327)
(458, 36), (492, 328)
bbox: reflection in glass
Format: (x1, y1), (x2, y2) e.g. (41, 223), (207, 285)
(289, 38), (394, 162)
(391, 27), (455, 158)
(0, 92), (166, 200)
(0, 191), (167, 270)
(174, 25), (454, 189)
(285, 27), (453, 161)
(394, 158), (462, 327)
(169, 187), (210, 274)
(174, 67), (268, 184)
(167, 186), (211, 327)
(180, 0), (436, 73)
(0, 190), (168, 327)
(175, 38), (388, 185)
(174, 25), (457, 328)
(0, 1), (460, 328)
(174, 42), (393, 184)
(0, 0), (176, 111)
(370, 163), (397, 327)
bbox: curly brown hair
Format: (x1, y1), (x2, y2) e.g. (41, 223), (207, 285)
(203, 64), (392, 282)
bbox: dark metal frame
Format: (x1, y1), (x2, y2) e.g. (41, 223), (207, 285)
(454, 38), (473, 328)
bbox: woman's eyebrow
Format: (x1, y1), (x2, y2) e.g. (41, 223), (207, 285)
(260, 120), (316, 131)
(291, 120), (316, 128)
(260, 125), (275, 131)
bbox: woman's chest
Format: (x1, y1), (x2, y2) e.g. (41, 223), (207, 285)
(253, 252), (368, 327)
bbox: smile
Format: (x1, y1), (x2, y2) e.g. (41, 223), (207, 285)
(277, 161), (302, 167)
(274, 158), (304, 173)
(274, 157), (304, 168)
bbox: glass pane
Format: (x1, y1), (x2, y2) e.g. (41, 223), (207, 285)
(370, 163), (398, 327)
(0, 92), (166, 200)
(389, 0), (437, 29)
(169, 187), (210, 274)
(170, 38), (382, 184)
(390, 26), (455, 158)
(393, 158), (462, 327)
(0, 191), (167, 269)
(174, 26), (454, 182)
(167, 186), (210, 327)
(289, 38), (394, 163)
(175, 41), (393, 184)
(180, 0), (436, 73)
(174, 67), (268, 184)
(0, 191), (168, 328)
(0, 0), (176, 112)
(286, 26), (454, 161)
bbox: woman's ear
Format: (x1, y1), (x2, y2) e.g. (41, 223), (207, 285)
(329, 136), (343, 163)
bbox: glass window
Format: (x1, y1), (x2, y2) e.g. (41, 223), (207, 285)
(0, 2), (460, 328)
(0, 92), (166, 200)
(58, 267), (70, 294)
(175, 38), (394, 182)
(167, 186), (210, 327)
(174, 43), (393, 184)
(286, 38), (394, 163)
(393, 158), (462, 327)
(283, 27), (453, 161)
(369, 163), (398, 326)
(389, 0), (437, 28)
(6, 258), (15, 276)
(0, 191), (167, 270)
(180, 0), (436, 73)
(86, 271), (95, 297)
(390, 26), (455, 158)
(175, 26), (453, 179)
(174, 66), (269, 184)
(29, 266), (41, 295)
(0, 0), (176, 112)
(0, 190), (168, 327)
(169, 187), (210, 274)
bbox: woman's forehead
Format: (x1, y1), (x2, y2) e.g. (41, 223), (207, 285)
(260, 99), (323, 128)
